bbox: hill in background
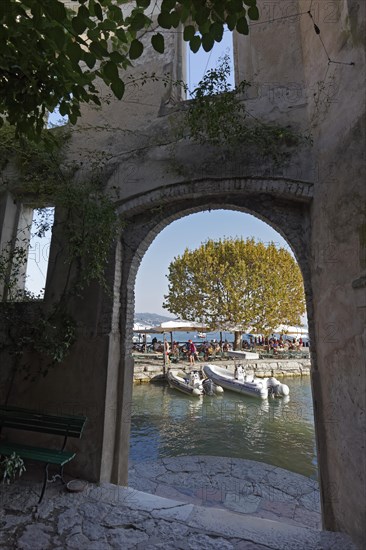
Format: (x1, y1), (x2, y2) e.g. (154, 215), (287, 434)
(134, 312), (174, 327)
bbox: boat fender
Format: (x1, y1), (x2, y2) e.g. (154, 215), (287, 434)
(279, 383), (290, 396)
(192, 387), (202, 397)
(214, 384), (224, 394)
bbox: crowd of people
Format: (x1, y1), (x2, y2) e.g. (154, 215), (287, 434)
(247, 335), (309, 353)
(147, 338), (233, 364)
(133, 334), (309, 361)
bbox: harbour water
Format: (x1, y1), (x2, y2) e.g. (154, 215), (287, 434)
(129, 376), (317, 479)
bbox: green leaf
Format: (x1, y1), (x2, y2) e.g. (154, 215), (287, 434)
(157, 12), (172, 29)
(109, 50), (125, 63)
(230, 0), (244, 12)
(115, 28), (127, 43)
(83, 52), (96, 69)
(183, 25), (196, 42)
(226, 14), (237, 31)
(111, 78), (125, 100)
(89, 41), (109, 58)
(90, 94), (101, 106)
(69, 110), (78, 125)
(237, 17), (249, 35)
(244, 0), (257, 6)
(198, 20), (210, 34)
(161, 0), (176, 12)
(94, 2), (103, 21)
(248, 6), (260, 20)
(189, 35), (201, 54)
(195, 7), (210, 26)
(100, 19), (117, 31)
(137, 0), (151, 7)
(52, 27), (66, 49)
(210, 22), (224, 42)
(45, 1), (66, 22)
(130, 12), (147, 31)
(72, 16), (87, 35)
(67, 42), (82, 64)
(202, 33), (214, 52)
(59, 102), (69, 116)
(179, 5), (190, 22)
(129, 39), (144, 60)
(102, 61), (119, 82)
(170, 11), (180, 28)
(109, 5), (123, 23)
(151, 33), (164, 54)
(87, 27), (99, 41)
(78, 5), (89, 20)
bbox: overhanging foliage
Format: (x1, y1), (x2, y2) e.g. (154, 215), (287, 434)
(0, 0), (259, 138)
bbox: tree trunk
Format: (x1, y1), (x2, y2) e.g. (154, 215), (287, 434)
(234, 331), (242, 350)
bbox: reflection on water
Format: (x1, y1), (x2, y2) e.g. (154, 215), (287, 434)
(129, 377), (318, 479)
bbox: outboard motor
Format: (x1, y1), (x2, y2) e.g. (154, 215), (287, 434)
(267, 377), (290, 397)
(202, 378), (215, 396)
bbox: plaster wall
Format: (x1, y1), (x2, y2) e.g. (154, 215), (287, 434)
(298, 0), (366, 544)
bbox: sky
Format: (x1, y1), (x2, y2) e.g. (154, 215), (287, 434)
(24, 31), (306, 325)
(134, 210), (292, 316)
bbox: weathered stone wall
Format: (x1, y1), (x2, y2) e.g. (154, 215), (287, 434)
(133, 357), (311, 384)
(297, 0), (365, 545)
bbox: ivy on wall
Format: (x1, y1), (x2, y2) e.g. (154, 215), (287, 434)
(183, 55), (311, 165)
(0, 125), (120, 389)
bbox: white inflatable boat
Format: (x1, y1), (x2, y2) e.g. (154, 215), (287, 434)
(203, 364), (290, 400)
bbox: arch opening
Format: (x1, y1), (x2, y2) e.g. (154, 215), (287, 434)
(127, 206), (316, 488)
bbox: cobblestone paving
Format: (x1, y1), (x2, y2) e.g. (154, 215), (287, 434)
(0, 457), (357, 550)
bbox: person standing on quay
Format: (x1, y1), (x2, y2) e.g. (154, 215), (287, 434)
(188, 339), (197, 365)
(164, 340), (171, 365)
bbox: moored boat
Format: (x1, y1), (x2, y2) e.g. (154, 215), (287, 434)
(167, 369), (224, 397)
(227, 350), (259, 360)
(167, 369), (204, 397)
(203, 364), (289, 399)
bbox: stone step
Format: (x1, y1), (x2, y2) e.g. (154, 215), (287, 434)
(128, 456), (322, 530)
(100, 483), (357, 550)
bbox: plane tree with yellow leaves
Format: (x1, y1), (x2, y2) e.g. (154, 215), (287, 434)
(163, 238), (306, 349)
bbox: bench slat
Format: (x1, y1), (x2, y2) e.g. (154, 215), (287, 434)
(0, 442), (75, 466)
(0, 416), (84, 435)
(0, 406), (86, 437)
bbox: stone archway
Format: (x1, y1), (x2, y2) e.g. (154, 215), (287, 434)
(112, 176), (316, 486)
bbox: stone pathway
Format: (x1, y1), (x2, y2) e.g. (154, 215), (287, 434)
(0, 457), (357, 549)
(128, 456), (321, 529)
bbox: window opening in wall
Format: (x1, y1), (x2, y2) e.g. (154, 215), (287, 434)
(187, 28), (234, 98)
(25, 207), (55, 298)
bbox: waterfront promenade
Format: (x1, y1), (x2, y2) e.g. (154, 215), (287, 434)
(133, 354), (311, 384)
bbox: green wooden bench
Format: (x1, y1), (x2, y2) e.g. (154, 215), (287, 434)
(0, 405), (87, 503)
